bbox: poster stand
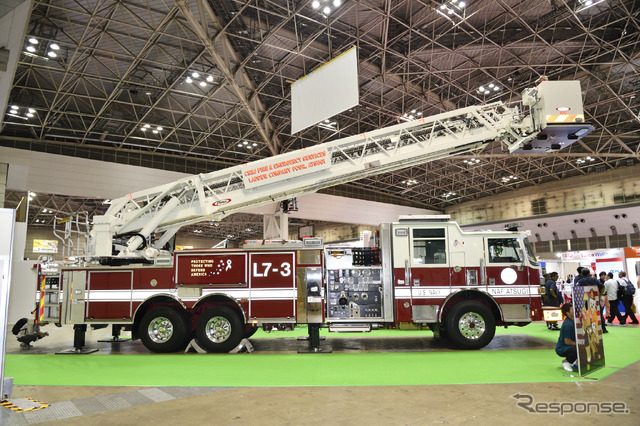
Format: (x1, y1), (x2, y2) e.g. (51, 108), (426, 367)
(572, 284), (606, 376)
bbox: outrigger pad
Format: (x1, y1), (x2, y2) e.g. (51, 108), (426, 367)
(55, 348), (99, 355)
(185, 338), (254, 354)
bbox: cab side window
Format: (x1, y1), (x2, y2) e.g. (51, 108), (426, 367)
(413, 228), (446, 264)
(488, 238), (522, 263)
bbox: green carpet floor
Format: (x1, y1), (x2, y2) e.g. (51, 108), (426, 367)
(5, 323), (639, 387)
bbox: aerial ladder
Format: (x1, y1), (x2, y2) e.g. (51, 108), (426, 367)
(87, 80), (592, 263)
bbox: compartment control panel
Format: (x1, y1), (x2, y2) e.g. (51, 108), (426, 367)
(326, 268), (383, 319)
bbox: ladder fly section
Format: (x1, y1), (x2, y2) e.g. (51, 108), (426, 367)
(91, 101), (531, 258)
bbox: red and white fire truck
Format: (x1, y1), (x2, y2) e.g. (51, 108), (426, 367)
(36, 80), (592, 352)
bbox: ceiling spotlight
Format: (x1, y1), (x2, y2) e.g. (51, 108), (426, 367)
(312, 0), (320, 8)
(323, 6), (331, 14)
(28, 108), (35, 113)
(143, 124), (150, 128)
(185, 77), (193, 83)
(47, 51), (57, 58)
(26, 45), (36, 53)
(152, 129), (158, 134)
(28, 37), (38, 44)
(333, 0), (342, 6)
(49, 43), (60, 50)
(156, 126), (163, 131)
(199, 81), (206, 87)
(192, 72), (200, 78)
(206, 75), (214, 82)
(26, 113), (34, 118)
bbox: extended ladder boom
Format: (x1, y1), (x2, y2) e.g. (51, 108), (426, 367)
(89, 81), (593, 259)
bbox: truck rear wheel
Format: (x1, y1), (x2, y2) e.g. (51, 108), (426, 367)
(195, 306), (243, 353)
(445, 300), (495, 349)
(139, 307), (190, 353)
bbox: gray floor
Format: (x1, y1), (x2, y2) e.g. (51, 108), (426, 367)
(2, 324), (639, 425)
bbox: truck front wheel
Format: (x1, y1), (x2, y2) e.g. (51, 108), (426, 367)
(195, 306), (243, 353)
(445, 301), (496, 349)
(139, 307), (190, 353)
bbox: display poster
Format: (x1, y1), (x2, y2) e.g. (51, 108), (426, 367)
(33, 239), (58, 253)
(572, 284), (605, 376)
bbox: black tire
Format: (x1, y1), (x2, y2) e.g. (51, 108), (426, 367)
(195, 306), (244, 353)
(244, 325), (259, 339)
(445, 301), (496, 349)
(139, 307), (190, 353)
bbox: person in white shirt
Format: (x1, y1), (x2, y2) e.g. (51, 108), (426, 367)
(604, 273), (624, 324)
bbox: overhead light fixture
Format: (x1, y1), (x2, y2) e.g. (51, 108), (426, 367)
(185, 71), (216, 88)
(442, 191), (457, 198)
(313, 0), (344, 17)
(237, 140), (258, 150)
(478, 83), (501, 95)
(24, 37), (63, 61)
(500, 175), (518, 183)
(399, 109), (423, 122)
(141, 124), (165, 135)
(463, 158), (480, 165)
(577, 156), (595, 165)
(402, 179), (418, 186)
(6, 105), (37, 120)
(575, 0), (605, 12)
(437, 1), (467, 20)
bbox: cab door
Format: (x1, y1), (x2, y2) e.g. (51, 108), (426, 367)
(484, 237), (532, 321)
(484, 237), (529, 286)
(406, 227), (450, 322)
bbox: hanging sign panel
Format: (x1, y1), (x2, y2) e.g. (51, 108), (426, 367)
(291, 47), (359, 134)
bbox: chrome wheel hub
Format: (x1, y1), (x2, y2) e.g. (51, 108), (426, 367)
(205, 316), (232, 343)
(458, 312), (486, 340)
(148, 316), (174, 343)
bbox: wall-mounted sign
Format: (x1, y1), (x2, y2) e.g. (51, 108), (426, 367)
(33, 239), (58, 253)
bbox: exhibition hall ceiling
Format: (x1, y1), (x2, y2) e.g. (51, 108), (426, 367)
(1, 0), (639, 237)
